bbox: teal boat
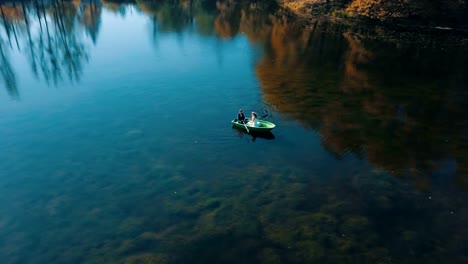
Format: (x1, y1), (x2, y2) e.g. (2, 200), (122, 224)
(231, 119), (276, 132)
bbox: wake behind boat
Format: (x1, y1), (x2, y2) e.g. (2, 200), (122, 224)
(231, 119), (276, 132)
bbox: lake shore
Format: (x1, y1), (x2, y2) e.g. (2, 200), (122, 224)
(273, 1), (468, 47)
(279, 0), (468, 34)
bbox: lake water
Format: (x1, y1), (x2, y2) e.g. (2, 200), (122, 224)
(0, 0), (467, 263)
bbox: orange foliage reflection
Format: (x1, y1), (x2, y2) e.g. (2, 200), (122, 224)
(253, 15), (468, 189)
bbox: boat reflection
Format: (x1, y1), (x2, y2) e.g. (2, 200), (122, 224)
(232, 127), (275, 142)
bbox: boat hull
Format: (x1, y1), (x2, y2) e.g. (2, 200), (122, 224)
(231, 119), (276, 132)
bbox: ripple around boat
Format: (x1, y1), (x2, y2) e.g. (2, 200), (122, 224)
(231, 127), (276, 140)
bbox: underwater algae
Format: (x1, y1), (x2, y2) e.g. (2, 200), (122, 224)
(44, 161), (463, 264)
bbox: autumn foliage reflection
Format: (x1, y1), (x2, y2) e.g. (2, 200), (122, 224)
(254, 16), (468, 189)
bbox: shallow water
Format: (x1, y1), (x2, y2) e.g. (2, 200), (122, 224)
(0, 1), (467, 263)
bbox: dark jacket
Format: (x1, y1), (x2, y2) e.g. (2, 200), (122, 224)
(237, 112), (245, 121)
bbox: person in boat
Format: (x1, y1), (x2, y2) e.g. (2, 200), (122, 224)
(237, 109), (247, 124)
(248, 112), (260, 127)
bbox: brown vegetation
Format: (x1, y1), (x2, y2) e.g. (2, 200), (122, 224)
(281, 0), (467, 27)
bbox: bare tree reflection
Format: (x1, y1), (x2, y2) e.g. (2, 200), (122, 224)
(0, 0), (97, 97)
(0, 40), (18, 99)
(0, 3), (22, 98)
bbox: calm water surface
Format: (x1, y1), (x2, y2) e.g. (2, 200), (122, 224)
(0, 1), (467, 263)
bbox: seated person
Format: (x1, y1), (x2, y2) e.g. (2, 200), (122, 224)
(237, 109), (247, 124)
(248, 112), (260, 127)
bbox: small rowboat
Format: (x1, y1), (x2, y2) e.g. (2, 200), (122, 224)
(231, 119), (276, 132)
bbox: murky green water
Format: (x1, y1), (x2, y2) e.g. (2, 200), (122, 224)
(0, 0), (467, 263)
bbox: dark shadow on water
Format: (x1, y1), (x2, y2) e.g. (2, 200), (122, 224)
(232, 127), (275, 142)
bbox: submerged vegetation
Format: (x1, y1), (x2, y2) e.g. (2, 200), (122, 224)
(1, 154), (467, 263)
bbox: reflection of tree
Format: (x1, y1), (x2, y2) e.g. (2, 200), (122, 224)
(257, 18), (346, 125)
(164, 0), (468, 190)
(255, 17), (468, 189)
(81, 0), (102, 44)
(192, 0), (216, 35)
(341, 32), (374, 92)
(137, 0), (192, 34)
(337, 33), (468, 190)
(135, 0), (275, 40)
(35, 0), (90, 84)
(0, 0), (98, 96)
(214, 0), (240, 38)
(0, 3), (23, 98)
(0, 41), (18, 99)
(213, 0), (277, 40)
(238, 6), (271, 44)
(102, 0), (129, 15)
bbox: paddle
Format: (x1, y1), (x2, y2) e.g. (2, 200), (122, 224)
(243, 120), (249, 133)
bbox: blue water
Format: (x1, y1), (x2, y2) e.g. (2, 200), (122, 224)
(0, 1), (467, 263)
